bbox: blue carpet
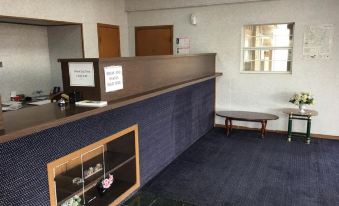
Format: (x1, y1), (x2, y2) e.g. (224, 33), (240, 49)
(142, 128), (339, 206)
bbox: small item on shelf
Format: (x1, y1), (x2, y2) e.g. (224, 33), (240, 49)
(61, 195), (81, 206)
(83, 170), (89, 178)
(94, 163), (103, 172)
(97, 174), (114, 196)
(10, 95), (21, 102)
(84, 167), (94, 178)
(83, 164), (103, 179)
(11, 94), (24, 102)
(72, 177), (84, 185)
(61, 93), (70, 101)
(1, 101), (23, 111)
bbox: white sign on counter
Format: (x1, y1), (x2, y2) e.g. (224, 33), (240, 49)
(69, 62), (95, 87)
(104, 65), (123, 92)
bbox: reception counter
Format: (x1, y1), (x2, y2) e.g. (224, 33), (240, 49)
(0, 54), (221, 205)
(0, 73), (220, 143)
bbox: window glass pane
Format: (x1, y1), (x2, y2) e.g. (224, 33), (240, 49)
(260, 49), (292, 61)
(243, 50), (260, 61)
(242, 23), (294, 73)
(244, 60), (291, 72)
(244, 36), (293, 47)
(244, 23), (293, 37)
(244, 49), (292, 61)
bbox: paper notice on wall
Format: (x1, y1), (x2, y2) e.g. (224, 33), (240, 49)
(303, 24), (334, 59)
(177, 48), (190, 54)
(69, 62), (95, 87)
(104, 65), (123, 93)
(176, 37), (190, 54)
(177, 37), (190, 48)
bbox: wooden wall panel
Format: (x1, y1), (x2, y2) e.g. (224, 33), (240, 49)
(60, 60), (102, 100)
(59, 54), (216, 102)
(99, 54), (216, 102)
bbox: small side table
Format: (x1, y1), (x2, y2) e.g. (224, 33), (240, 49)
(282, 108), (318, 144)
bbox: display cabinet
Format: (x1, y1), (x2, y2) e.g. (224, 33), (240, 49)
(47, 125), (140, 206)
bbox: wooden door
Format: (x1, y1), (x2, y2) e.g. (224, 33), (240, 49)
(97, 23), (121, 58)
(135, 25), (173, 56)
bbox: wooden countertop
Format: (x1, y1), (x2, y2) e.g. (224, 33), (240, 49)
(0, 73), (222, 143)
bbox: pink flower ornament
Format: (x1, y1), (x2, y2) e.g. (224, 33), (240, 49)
(101, 174), (114, 189)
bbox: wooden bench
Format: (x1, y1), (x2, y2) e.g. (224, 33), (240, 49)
(216, 111), (279, 138)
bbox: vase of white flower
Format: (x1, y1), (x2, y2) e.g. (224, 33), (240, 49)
(299, 103), (306, 113)
(289, 92), (314, 113)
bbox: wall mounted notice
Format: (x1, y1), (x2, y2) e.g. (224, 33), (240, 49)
(176, 37), (190, 54)
(69, 62), (95, 87)
(303, 24), (334, 59)
(104, 65), (123, 93)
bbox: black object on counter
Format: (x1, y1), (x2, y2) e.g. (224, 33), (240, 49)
(69, 91), (82, 104)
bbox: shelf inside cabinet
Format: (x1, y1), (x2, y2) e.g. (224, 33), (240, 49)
(85, 179), (134, 206)
(55, 152), (135, 205)
(105, 152), (135, 173)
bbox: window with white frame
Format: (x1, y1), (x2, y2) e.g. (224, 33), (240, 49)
(242, 23), (294, 73)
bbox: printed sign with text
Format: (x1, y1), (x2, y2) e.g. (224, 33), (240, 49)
(104, 65), (123, 93)
(68, 62), (95, 87)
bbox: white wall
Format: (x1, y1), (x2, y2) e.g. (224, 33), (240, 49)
(125, 0), (275, 11)
(47, 25), (83, 88)
(127, 0), (339, 136)
(0, 0), (129, 57)
(0, 23), (52, 101)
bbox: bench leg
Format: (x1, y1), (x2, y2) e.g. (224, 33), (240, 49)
(230, 119), (233, 133)
(260, 120), (267, 138)
(225, 117), (229, 136)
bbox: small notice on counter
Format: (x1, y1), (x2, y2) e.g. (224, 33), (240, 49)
(75, 100), (108, 107)
(69, 62), (95, 87)
(104, 65), (123, 93)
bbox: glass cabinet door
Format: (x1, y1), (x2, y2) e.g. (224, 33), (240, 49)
(54, 156), (84, 206)
(81, 145), (105, 204)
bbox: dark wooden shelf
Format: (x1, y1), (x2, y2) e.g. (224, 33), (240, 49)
(55, 151), (135, 205)
(85, 179), (134, 206)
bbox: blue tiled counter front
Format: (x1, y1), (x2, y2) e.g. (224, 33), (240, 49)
(0, 79), (215, 206)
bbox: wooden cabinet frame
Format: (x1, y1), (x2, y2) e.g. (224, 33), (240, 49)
(47, 124), (140, 206)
